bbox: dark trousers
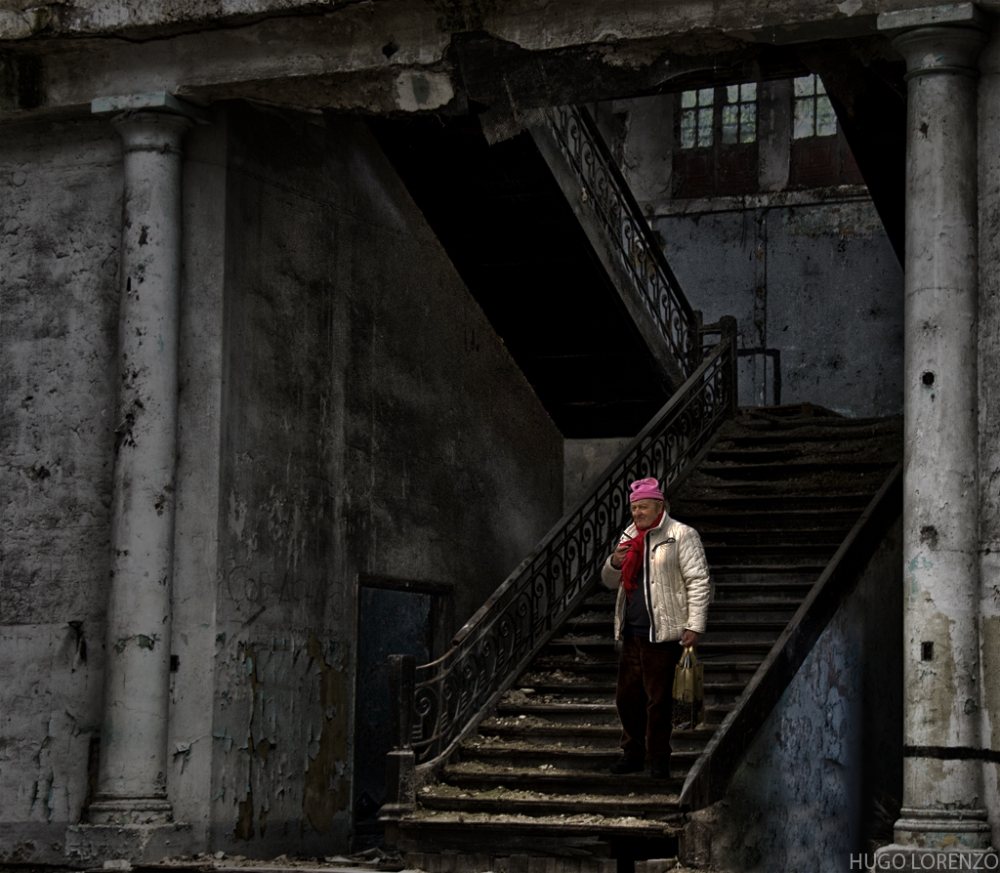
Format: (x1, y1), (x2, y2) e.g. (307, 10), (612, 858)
(615, 631), (683, 765)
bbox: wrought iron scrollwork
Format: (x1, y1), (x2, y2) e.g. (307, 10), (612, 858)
(402, 339), (736, 767)
(546, 104), (701, 375)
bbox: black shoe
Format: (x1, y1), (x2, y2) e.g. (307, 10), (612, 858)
(609, 756), (645, 775)
(650, 762), (671, 778)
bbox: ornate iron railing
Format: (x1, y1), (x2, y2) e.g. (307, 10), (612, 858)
(383, 333), (737, 798)
(546, 104), (701, 376)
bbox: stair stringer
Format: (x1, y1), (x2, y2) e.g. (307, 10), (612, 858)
(530, 106), (696, 392)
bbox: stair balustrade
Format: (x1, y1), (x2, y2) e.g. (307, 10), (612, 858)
(382, 329), (738, 817)
(545, 104), (701, 378)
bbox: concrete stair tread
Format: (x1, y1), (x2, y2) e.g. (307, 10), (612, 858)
(416, 785), (683, 819)
(510, 680), (748, 695)
(440, 762), (686, 795)
(478, 717), (717, 742)
(400, 809), (682, 838)
(460, 737), (703, 762)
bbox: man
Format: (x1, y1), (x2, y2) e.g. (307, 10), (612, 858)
(601, 476), (711, 778)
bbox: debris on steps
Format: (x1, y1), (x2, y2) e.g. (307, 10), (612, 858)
(391, 406), (902, 872)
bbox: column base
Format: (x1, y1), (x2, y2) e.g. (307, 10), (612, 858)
(892, 807), (993, 850)
(65, 822), (195, 867)
(87, 794), (173, 825)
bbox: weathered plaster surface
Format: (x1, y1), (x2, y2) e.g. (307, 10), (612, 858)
(654, 198), (903, 416)
(167, 118), (230, 837)
(204, 104), (562, 855)
(696, 516), (903, 871)
(980, 18), (1000, 851)
(0, 115), (121, 861)
(564, 438), (631, 510)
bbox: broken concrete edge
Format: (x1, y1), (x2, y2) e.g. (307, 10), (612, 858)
(878, 1), (990, 32)
(90, 93), (212, 122)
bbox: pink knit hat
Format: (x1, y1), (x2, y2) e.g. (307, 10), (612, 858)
(629, 477), (664, 503)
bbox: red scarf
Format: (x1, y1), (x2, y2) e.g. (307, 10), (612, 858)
(620, 511), (665, 599)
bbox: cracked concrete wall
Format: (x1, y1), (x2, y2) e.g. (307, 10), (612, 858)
(207, 103), (562, 856)
(687, 516), (903, 872)
(0, 115), (121, 863)
(654, 199), (903, 416)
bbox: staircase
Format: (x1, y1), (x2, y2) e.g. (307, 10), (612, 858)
(387, 406), (902, 870)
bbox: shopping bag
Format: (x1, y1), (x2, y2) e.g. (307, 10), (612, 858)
(672, 645), (704, 730)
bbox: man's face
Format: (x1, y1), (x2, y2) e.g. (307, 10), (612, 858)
(631, 499), (663, 531)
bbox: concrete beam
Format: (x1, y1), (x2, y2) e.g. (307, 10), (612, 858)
(0, 0), (974, 122)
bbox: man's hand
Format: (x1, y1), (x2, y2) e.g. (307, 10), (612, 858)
(610, 541), (631, 569)
(680, 629), (700, 647)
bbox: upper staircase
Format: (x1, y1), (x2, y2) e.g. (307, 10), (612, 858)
(385, 406), (902, 871)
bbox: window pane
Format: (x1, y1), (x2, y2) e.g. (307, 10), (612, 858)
(681, 90), (697, 108)
(698, 107), (713, 145)
(698, 87), (715, 107)
(740, 103), (757, 143)
(741, 82), (757, 102)
(722, 104), (739, 143)
(816, 95), (837, 136)
(726, 84), (739, 104)
(794, 98), (814, 139)
(816, 77), (827, 95)
(794, 75), (815, 97)
(680, 110), (697, 148)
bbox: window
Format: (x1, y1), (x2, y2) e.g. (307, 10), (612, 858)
(679, 88), (715, 149)
(793, 75), (837, 139)
(674, 82), (759, 198)
(722, 83), (757, 145)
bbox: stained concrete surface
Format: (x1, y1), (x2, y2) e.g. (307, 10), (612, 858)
(1, 103), (565, 863)
(0, 114), (122, 861)
(654, 198), (903, 416)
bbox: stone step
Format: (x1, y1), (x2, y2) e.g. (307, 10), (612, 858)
(416, 785), (683, 820)
(704, 544), (838, 563)
(477, 719), (717, 749)
(700, 528), (850, 546)
(457, 739), (703, 772)
(439, 762), (686, 795)
(401, 851), (619, 873)
(681, 509), (864, 530)
(672, 493), (874, 513)
(543, 635), (776, 657)
(397, 811), (681, 854)
(512, 679), (748, 698)
(713, 580), (815, 599)
(696, 460), (893, 480)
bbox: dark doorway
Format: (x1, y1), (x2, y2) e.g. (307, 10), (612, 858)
(352, 575), (453, 849)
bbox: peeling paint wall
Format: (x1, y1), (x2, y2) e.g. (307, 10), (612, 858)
(691, 516), (903, 872)
(0, 116), (121, 863)
(207, 103), (563, 856)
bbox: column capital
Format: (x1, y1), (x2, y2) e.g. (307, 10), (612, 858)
(879, 6), (989, 79)
(91, 92), (211, 122)
(110, 111), (194, 156)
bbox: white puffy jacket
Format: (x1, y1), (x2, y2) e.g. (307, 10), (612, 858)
(600, 514), (712, 642)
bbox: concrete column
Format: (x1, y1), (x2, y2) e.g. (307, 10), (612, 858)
(878, 9), (991, 856)
(88, 105), (193, 825)
(979, 17), (1000, 851)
